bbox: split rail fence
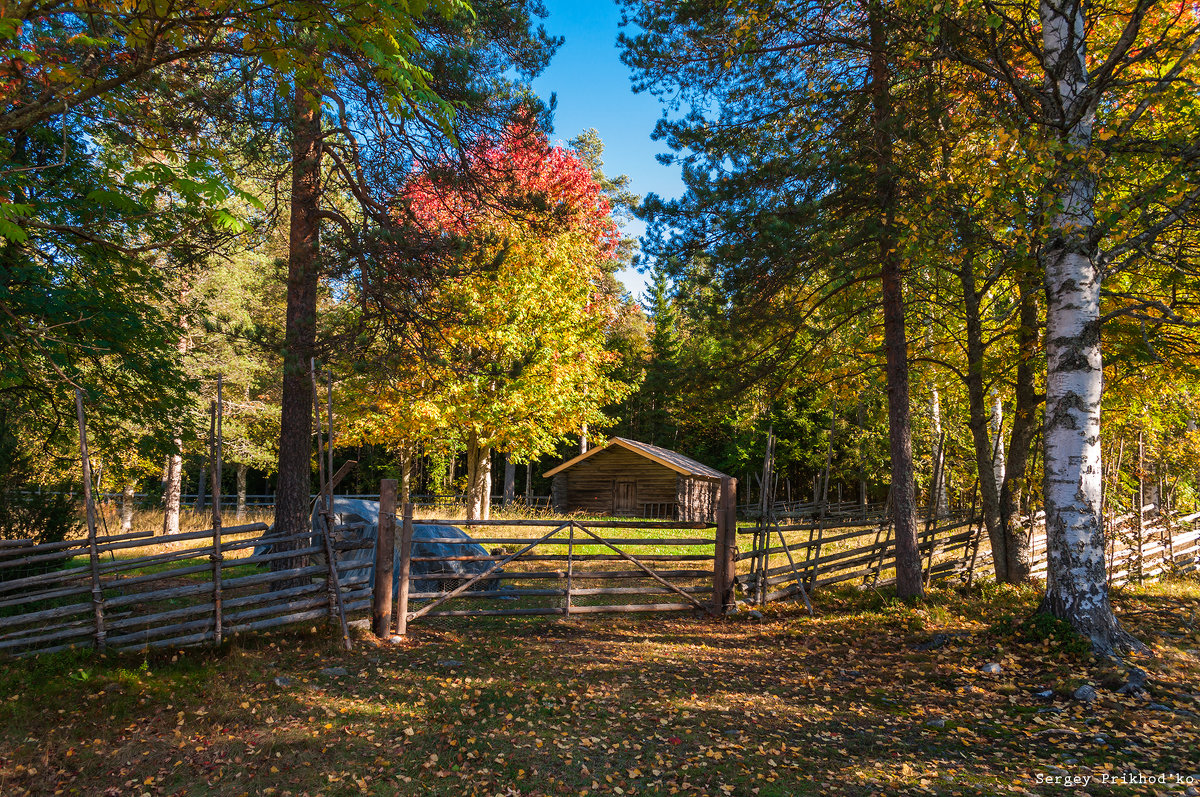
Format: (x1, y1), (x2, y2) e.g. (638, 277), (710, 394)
(4, 475), (1200, 657)
(737, 510), (982, 607)
(987, 506), (1200, 587)
(0, 523), (373, 656)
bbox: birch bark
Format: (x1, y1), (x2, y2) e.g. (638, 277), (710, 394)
(1037, 0), (1141, 652)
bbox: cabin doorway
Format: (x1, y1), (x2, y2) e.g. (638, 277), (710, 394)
(613, 478), (637, 516)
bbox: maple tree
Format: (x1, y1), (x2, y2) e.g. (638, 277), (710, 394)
(342, 124), (629, 520)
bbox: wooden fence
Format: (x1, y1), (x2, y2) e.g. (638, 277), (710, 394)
(0, 523), (373, 656)
(736, 510), (983, 606)
(988, 506), (1200, 587)
(3, 481), (1198, 657)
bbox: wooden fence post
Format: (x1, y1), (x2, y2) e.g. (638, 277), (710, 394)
(396, 502), (414, 636)
(712, 477), (737, 616)
(74, 389), (105, 652)
(373, 480), (397, 637)
(210, 376), (224, 648)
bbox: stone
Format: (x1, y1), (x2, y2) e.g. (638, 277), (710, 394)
(746, 610), (764, 621)
(1183, 786), (1198, 797)
(915, 634), (949, 651)
(1033, 689), (1054, 699)
(1073, 684), (1097, 702)
(438, 660), (464, 668)
(1117, 667), (1148, 696)
(1148, 702), (1170, 711)
(320, 666), (349, 677)
(925, 718), (946, 728)
(980, 663), (1002, 675)
(273, 676), (293, 688)
(388, 635), (405, 644)
(1037, 707), (1062, 715)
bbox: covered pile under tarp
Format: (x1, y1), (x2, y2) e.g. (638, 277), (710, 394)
(255, 498), (496, 595)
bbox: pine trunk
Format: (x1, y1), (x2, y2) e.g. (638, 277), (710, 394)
(1037, 0), (1141, 653)
(870, 1), (921, 598)
(272, 81), (322, 588)
(960, 257), (1007, 581)
(998, 273), (1040, 581)
(195, 464), (207, 512)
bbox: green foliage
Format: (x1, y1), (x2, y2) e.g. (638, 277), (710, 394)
(0, 408), (79, 583)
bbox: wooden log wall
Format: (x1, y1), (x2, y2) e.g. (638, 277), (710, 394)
(677, 476), (721, 523)
(557, 448), (680, 516)
(0, 522), (373, 657)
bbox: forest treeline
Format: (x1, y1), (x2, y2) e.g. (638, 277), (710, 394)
(1, 0), (1198, 652)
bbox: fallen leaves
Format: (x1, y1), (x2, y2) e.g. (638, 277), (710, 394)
(0, 582), (1197, 795)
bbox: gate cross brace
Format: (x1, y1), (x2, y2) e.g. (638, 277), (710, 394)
(572, 522), (710, 613)
(406, 522), (571, 622)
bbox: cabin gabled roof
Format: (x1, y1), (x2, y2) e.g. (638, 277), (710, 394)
(543, 437), (730, 480)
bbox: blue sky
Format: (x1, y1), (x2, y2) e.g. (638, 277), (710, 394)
(530, 0), (683, 303)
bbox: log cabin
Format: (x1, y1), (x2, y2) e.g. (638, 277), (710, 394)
(544, 437), (730, 522)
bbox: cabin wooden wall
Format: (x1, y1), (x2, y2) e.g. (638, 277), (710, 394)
(551, 474), (568, 512)
(558, 447), (678, 516)
(677, 476), (720, 523)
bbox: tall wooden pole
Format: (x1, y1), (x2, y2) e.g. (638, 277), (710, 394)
(396, 502), (414, 636)
(373, 479), (397, 637)
(326, 371), (335, 512)
(74, 389), (105, 652)
(211, 376), (224, 647)
(712, 476), (738, 616)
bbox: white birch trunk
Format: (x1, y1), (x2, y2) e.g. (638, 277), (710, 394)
(480, 448), (492, 521)
(1038, 0), (1140, 652)
(989, 392), (1006, 490)
(465, 434), (492, 521)
(236, 463), (248, 521)
(930, 387), (948, 517)
(162, 441), (182, 535)
(120, 482), (136, 533)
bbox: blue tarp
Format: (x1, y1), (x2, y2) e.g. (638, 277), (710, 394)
(254, 498), (496, 595)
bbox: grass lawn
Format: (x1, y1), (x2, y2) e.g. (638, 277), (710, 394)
(1, 579), (1197, 796)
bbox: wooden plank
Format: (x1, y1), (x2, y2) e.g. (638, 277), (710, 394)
(416, 518), (713, 529)
(396, 502), (414, 637)
(408, 537), (716, 546)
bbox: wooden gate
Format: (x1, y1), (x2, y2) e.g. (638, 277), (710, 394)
(373, 479), (739, 635)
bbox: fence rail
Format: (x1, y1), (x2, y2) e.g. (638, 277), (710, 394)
(986, 506), (1200, 587)
(4, 482), (1198, 657)
(74, 492), (555, 511)
(0, 521), (371, 656)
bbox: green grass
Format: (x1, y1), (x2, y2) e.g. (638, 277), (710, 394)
(1, 577), (1197, 795)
